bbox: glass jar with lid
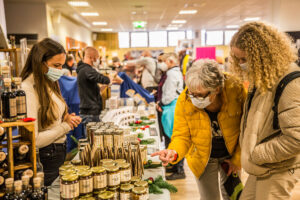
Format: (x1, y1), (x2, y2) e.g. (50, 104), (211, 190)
(59, 164), (73, 172)
(130, 176), (141, 185)
(100, 159), (114, 166)
(134, 181), (149, 200)
(98, 191), (114, 200)
(132, 187), (147, 200)
(120, 184), (134, 200)
(119, 163), (131, 184)
(61, 174), (80, 199)
(115, 159), (126, 165)
(108, 186), (120, 200)
(75, 165), (90, 172)
(106, 166), (120, 187)
(91, 166), (107, 192)
(78, 170), (93, 196)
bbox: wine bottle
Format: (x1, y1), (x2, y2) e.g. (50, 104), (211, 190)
(13, 145), (29, 164)
(0, 126), (5, 142)
(3, 178), (14, 200)
(12, 180), (26, 200)
(0, 150), (7, 169)
(1, 78), (17, 122)
(13, 78), (27, 120)
(21, 176), (31, 200)
(30, 177), (43, 200)
(36, 172), (47, 200)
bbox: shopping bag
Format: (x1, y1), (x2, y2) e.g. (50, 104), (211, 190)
(161, 99), (177, 138)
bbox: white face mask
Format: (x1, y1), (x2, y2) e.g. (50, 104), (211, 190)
(45, 66), (64, 82)
(93, 58), (100, 68)
(158, 62), (168, 72)
(190, 96), (212, 109)
(240, 62), (248, 71)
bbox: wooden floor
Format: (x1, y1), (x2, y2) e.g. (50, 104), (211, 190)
(168, 160), (300, 200)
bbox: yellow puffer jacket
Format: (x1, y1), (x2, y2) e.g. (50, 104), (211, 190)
(168, 74), (247, 178)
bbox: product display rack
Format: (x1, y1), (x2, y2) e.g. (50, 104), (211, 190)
(0, 48), (20, 77)
(0, 121), (36, 178)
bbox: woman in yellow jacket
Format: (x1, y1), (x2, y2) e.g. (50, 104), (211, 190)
(152, 59), (246, 200)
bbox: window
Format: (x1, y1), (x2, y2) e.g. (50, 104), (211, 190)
(131, 32), (148, 47)
(224, 30), (237, 45)
(168, 31), (186, 46)
(206, 31), (223, 45)
(118, 32), (130, 48)
(186, 30), (193, 39)
(149, 31), (167, 47)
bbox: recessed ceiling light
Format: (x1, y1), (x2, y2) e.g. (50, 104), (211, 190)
(81, 12), (99, 16)
(167, 27), (179, 30)
(132, 11), (136, 15)
(68, 1), (90, 7)
(172, 20), (187, 24)
(101, 28), (113, 32)
(244, 17), (260, 21)
(179, 10), (197, 14)
(168, 24), (183, 27)
(226, 25), (239, 29)
(92, 21), (107, 26)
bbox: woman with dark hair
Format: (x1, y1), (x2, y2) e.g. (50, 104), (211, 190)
(21, 38), (82, 186)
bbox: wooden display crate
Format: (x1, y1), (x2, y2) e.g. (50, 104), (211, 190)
(0, 121), (36, 178)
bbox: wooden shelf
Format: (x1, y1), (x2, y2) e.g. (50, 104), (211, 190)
(3, 135), (21, 141)
(0, 48), (20, 52)
(14, 163), (32, 171)
(0, 141), (31, 148)
(0, 121), (34, 128)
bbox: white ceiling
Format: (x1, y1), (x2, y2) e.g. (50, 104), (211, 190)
(17, 0), (275, 32)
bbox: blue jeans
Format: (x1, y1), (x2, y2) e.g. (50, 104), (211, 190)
(80, 114), (100, 136)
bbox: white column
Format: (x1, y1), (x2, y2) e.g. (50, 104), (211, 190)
(0, 0), (7, 36)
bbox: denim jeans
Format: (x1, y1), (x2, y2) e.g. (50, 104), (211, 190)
(80, 114), (100, 125)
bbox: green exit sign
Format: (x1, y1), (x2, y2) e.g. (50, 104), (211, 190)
(133, 21), (147, 29)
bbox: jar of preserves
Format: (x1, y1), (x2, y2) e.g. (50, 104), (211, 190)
(93, 188), (106, 198)
(130, 176), (141, 185)
(59, 164), (73, 172)
(106, 166), (120, 187)
(108, 186), (119, 200)
(94, 130), (104, 147)
(78, 170), (93, 196)
(134, 181), (149, 200)
(100, 159), (114, 166)
(79, 193), (93, 198)
(71, 160), (82, 166)
(119, 163), (131, 184)
(132, 187), (147, 200)
(104, 129), (114, 149)
(120, 184), (134, 200)
(115, 159), (126, 165)
(98, 191), (114, 200)
(61, 174), (80, 199)
(79, 197), (95, 200)
(75, 165), (90, 172)
(91, 166), (107, 192)
(60, 169), (76, 178)
(103, 162), (116, 169)
(113, 129), (123, 148)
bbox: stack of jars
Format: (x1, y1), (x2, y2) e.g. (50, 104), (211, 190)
(59, 159), (149, 200)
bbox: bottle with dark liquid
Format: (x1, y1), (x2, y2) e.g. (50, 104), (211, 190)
(36, 172), (47, 200)
(30, 177), (43, 200)
(3, 178), (14, 200)
(1, 78), (17, 122)
(0, 126), (5, 142)
(12, 180), (26, 200)
(13, 78), (27, 119)
(13, 145), (29, 164)
(21, 176), (31, 200)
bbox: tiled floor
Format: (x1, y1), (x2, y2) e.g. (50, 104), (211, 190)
(169, 161), (300, 200)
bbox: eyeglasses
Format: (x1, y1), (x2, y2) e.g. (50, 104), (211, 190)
(188, 91), (211, 100)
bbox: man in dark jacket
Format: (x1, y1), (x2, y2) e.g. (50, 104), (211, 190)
(63, 54), (76, 75)
(77, 47), (122, 124)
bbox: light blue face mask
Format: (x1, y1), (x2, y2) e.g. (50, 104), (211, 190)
(45, 66), (64, 82)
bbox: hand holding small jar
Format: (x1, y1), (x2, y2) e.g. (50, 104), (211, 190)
(64, 113), (82, 130)
(151, 149), (177, 166)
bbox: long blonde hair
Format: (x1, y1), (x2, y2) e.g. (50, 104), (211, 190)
(230, 22), (298, 93)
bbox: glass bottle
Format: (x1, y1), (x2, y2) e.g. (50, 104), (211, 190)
(13, 145), (29, 165)
(36, 172), (47, 200)
(3, 178), (14, 200)
(13, 78), (26, 119)
(1, 78), (17, 122)
(12, 180), (26, 200)
(21, 176), (31, 200)
(30, 177), (43, 200)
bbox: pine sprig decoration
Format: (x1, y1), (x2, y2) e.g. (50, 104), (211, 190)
(149, 183), (163, 194)
(146, 176), (178, 194)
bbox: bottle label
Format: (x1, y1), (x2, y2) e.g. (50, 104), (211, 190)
(120, 169), (131, 182)
(61, 182), (79, 198)
(79, 177), (93, 194)
(120, 192), (131, 200)
(93, 174), (107, 189)
(108, 172), (120, 186)
(9, 98), (17, 117)
(16, 96), (26, 115)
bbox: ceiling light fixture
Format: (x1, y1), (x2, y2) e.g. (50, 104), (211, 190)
(226, 25), (239, 29)
(244, 17), (260, 21)
(167, 27), (179, 30)
(92, 21), (107, 26)
(81, 12), (99, 16)
(101, 28), (113, 32)
(179, 10), (197, 14)
(132, 11), (136, 15)
(172, 20), (187, 24)
(68, 1), (90, 7)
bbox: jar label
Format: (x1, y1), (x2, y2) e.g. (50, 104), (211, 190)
(16, 96), (26, 115)
(61, 182), (79, 198)
(79, 177), (93, 194)
(94, 135), (103, 147)
(113, 191), (119, 200)
(108, 172), (120, 186)
(93, 174), (107, 189)
(120, 192), (131, 200)
(120, 169), (131, 182)
(9, 98), (17, 117)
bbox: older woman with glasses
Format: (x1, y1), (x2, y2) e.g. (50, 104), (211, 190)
(152, 59), (246, 200)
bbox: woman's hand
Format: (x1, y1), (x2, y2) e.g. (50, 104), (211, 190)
(151, 149), (177, 166)
(156, 103), (163, 112)
(64, 113), (82, 130)
(223, 159), (240, 176)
